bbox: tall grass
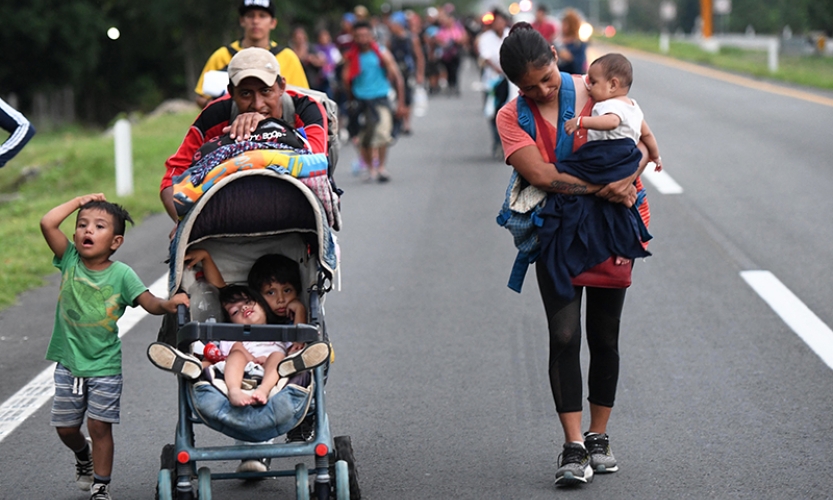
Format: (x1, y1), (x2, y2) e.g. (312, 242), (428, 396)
(0, 111), (195, 309)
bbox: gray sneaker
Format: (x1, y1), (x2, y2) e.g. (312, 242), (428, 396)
(90, 483), (111, 500)
(555, 443), (594, 485)
(584, 432), (619, 473)
(75, 437), (94, 490)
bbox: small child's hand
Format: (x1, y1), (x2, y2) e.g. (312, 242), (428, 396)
(651, 157), (663, 172)
(166, 293), (190, 313)
(286, 300), (307, 325)
(564, 117), (579, 135)
(77, 193), (106, 207)
(288, 342), (304, 354)
(184, 248), (210, 269)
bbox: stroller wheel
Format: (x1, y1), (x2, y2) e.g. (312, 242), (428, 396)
(157, 469), (173, 500)
(295, 463), (310, 500)
(329, 436), (360, 499)
(335, 461), (349, 499)
(197, 467), (212, 500)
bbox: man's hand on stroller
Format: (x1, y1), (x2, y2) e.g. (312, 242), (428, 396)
(224, 112), (267, 142)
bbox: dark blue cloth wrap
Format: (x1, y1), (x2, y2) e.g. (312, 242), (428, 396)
(539, 138), (651, 300)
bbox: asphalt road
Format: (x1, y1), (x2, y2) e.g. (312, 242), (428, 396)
(1, 47), (833, 499)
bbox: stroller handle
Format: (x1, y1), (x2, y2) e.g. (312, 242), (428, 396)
(177, 304), (189, 328)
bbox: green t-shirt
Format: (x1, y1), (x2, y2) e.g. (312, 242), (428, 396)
(45, 244), (147, 377)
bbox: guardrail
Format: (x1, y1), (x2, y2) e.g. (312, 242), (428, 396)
(659, 33), (780, 72)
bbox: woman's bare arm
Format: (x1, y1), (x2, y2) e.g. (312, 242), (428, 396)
(507, 145), (601, 195)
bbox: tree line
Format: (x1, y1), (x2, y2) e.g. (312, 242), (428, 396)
(0, 0), (355, 126)
(1, 0), (829, 127)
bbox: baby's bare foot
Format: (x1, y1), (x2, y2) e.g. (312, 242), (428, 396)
(252, 388), (270, 405)
(228, 390), (253, 407)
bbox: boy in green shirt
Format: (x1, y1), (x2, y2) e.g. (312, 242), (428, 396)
(40, 193), (189, 500)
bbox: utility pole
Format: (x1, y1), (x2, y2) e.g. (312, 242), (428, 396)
(700, 0), (713, 37)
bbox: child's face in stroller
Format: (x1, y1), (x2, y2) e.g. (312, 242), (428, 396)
(259, 281), (299, 318)
(223, 297), (267, 325)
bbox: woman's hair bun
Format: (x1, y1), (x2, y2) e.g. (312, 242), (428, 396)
(508, 21), (534, 36)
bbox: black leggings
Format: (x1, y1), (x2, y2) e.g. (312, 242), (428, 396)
(535, 261), (627, 413)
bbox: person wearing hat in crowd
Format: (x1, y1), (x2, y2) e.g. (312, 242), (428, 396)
(342, 19), (406, 183)
(193, 0), (310, 108)
(162, 47), (328, 227)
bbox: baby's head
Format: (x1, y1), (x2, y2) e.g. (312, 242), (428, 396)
(219, 285), (276, 325)
(589, 53), (633, 92)
(74, 200), (134, 259)
(248, 254), (303, 318)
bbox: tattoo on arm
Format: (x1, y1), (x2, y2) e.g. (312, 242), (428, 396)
(550, 181), (588, 195)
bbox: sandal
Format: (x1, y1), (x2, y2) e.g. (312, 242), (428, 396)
(147, 342), (202, 380)
(278, 341), (331, 377)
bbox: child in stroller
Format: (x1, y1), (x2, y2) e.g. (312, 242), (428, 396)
(149, 252), (329, 407)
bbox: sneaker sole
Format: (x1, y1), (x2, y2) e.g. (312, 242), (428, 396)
(555, 466), (594, 485)
(147, 342), (202, 379)
(278, 342), (330, 377)
(594, 463), (619, 473)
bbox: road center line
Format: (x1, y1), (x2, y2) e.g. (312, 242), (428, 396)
(0, 274), (168, 443)
(741, 270), (833, 371)
(643, 166), (684, 194)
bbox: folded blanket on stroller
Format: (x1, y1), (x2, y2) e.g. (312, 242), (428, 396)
(188, 378), (314, 443)
(173, 143), (333, 219)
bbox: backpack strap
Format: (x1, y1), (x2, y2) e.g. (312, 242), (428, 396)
(515, 72), (575, 161)
(555, 72), (575, 160)
(501, 73), (578, 293)
(222, 42), (282, 70)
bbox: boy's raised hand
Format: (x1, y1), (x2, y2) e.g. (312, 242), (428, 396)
(78, 193), (107, 205)
(41, 193), (108, 259)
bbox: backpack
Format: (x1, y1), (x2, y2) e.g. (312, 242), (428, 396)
(495, 72), (575, 293)
(228, 85), (340, 177)
(281, 84), (340, 176)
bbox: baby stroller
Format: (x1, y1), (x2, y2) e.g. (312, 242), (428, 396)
(156, 168), (359, 500)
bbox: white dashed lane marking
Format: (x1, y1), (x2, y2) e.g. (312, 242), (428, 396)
(0, 274), (167, 443)
(741, 271), (833, 371)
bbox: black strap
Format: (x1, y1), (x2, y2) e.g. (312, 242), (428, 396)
(222, 41), (284, 70)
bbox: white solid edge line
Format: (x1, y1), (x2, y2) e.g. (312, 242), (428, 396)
(741, 270), (833, 371)
(0, 274), (168, 443)
(643, 166), (684, 194)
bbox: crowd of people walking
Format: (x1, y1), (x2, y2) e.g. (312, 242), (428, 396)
(188, 1), (590, 182)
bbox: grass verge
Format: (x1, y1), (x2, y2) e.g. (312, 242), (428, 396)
(0, 110), (195, 310)
(603, 32), (833, 90)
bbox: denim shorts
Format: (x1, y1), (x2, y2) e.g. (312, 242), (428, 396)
(50, 363), (123, 427)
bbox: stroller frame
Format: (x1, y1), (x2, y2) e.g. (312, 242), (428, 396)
(156, 171), (357, 500)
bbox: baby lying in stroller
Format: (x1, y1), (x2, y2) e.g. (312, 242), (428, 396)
(149, 251), (329, 407)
